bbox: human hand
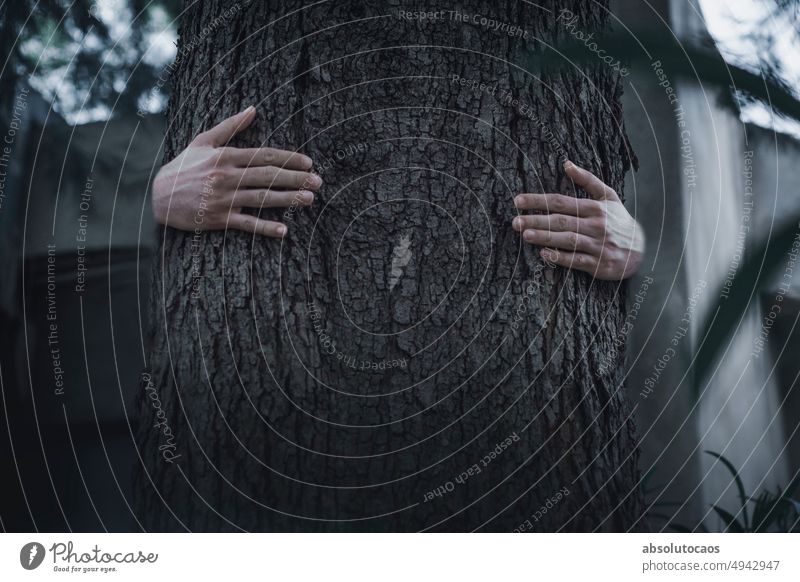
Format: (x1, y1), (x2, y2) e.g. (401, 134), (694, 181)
(513, 160), (644, 281)
(152, 106), (321, 237)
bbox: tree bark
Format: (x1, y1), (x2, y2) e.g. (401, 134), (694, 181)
(135, 0), (645, 532)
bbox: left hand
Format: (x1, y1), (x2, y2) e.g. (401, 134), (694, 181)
(513, 160), (644, 281)
(151, 106), (320, 238)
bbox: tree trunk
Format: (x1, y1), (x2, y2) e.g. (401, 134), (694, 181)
(135, 0), (645, 532)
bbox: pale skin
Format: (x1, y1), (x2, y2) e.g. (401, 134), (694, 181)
(151, 105), (321, 237)
(513, 160), (645, 281)
(153, 107), (644, 281)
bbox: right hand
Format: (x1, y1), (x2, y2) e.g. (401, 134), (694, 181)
(152, 105), (321, 238)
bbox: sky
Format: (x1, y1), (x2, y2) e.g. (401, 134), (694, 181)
(698, 0), (800, 138)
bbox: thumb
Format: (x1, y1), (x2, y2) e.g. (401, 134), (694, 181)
(192, 106), (256, 147)
(564, 160), (621, 202)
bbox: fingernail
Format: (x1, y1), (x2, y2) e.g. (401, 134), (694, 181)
(514, 195), (525, 207)
(524, 230), (537, 242)
(310, 175), (322, 188)
(301, 155), (313, 168)
(564, 160), (574, 170)
(276, 225), (287, 237)
(243, 105), (255, 115)
(301, 190), (314, 203)
(512, 217), (522, 230)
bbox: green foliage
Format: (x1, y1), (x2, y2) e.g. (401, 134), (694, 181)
(1, 0), (180, 118)
(642, 452), (800, 532)
(706, 451), (800, 532)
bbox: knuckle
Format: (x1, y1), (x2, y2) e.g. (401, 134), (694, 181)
(586, 217), (605, 235)
(550, 196), (566, 212)
(262, 148), (276, 165)
(206, 168), (226, 184)
(586, 200), (604, 216)
(206, 195), (224, 211)
(610, 254), (625, 273)
(555, 215), (568, 230)
(263, 166), (278, 181)
(220, 148), (237, 165)
(598, 250), (616, 267)
(215, 149), (230, 165)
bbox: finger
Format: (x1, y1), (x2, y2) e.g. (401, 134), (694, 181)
(233, 189), (314, 209)
(514, 193), (603, 217)
(193, 106), (256, 147)
(224, 147), (313, 171)
(564, 160), (621, 202)
(228, 213), (287, 238)
(236, 166), (322, 190)
(512, 214), (600, 236)
(523, 230), (598, 254)
(540, 248), (600, 275)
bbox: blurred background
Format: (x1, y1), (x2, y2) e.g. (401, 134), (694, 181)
(0, 0), (798, 532)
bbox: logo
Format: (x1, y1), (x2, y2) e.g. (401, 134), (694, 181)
(20, 542), (46, 570)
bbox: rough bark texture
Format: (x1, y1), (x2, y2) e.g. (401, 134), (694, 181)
(135, 0), (645, 532)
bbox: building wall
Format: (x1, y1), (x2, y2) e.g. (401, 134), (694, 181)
(614, 0), (797, 529)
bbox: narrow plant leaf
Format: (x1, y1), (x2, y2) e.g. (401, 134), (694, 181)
(751, 490), (773, 532)
(706, 451), (750, 528)
(712, 505), (745, 532)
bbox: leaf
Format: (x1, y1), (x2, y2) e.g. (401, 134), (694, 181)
(753, 472), (800, 532)
(712, 505), (745, 532)
(755, 497), (791, 533)
(751, 490), (774, 531)
(782, 471), (800, 500)
(705, 451), (750, 528)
